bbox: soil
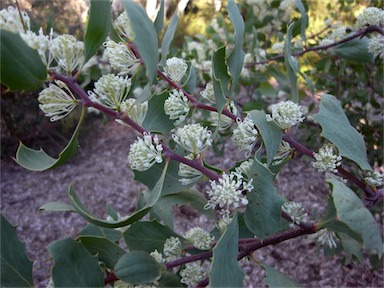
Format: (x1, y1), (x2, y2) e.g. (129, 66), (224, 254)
(1, 119), (383, 287)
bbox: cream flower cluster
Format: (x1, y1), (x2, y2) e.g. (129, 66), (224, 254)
(0, 6), (30, 33)
(272, 140), (292, 165)
(282, 201), (308, 228)
(210, 101), (238, 131)
(121, 98), (148, 125)
(178, 154), (203, 185)
(367, 35), (384, 59)
(163, 236), (182, 261)
(180, 262), (207, 287)
(20, 28), (52, 66)
(200, 82), (215, 102)
(104, 39), (141, 75)
(164, 57), (188, 83)
(309, 228), (337, 249)
(311, 144), (342, 174)
(235, 159), (254, 177)
(164, 90), (190, 125)
(355, 7), (384, 29)
(172, 124), (212, 156)
(204, 171), (253, 217)
(364, 171), (384, 186)
(232, 116), (259, 156)
(184, 227), (214, 250)
(266, 100), (305, 129)
(38, 81), (78, 122)
(113, 12), (134, 40)
(49, 34), (85, 74)
(149, 249), (164, 264)
(88, 74), (132, 111)
(128, 133), (163, 171)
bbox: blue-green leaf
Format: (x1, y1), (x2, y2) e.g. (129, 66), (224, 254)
(212, 46), (230, 114)
(227, 0), (245, 89)
(160, 12), (179, 66)
(123, 0), (158, 84)
(79, 223), (122, 243)
(313, 94), (372, 171)
(244, 159), (284, 239)
(48, 238), (104, 287)
(0, 30), (47, 91)
(210, 214), (244, 287)
(1, 214), (33, 287)
(261, 263), (301, 287)
(248, 110), (282, 167)
(295, 0), (308, 41)
(114, 251), (161, 285)
(142, 92), (174, 134)
(154, 0), (165, 35)
(333, 37), (373, 63)
(38, 202), (75, 212)
(15, 106), (86, 171)
(284, 23), (299, 102)
(84, 0), (111, 64)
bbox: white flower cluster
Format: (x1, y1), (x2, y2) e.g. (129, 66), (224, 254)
(200, 82), (215, 102)
(367, 34), (384, 59)
(210, 101), (238, 131)
(128, 133), (163, 171)
(20, 28), (52, 66)
(309, 228), (337, 249)
(235, 159), (254, 177)
(184, 227), (214, 250)
(279, 0), (297, 21)
(311, 144), (342, 174)
(88, 74), (131, 111)
(266, 100), (305, 129)
(364, 171), (384, 187)
(282, 201), (308, 228)
(113, 280), (157, 288)
(178, 154), (203, 185)
(164, 90), (190, 125)
(272, 140), (292, 165)
(104, 39), (141, 75)
(163, 236), (182, 261)
(329, 26), (347, 40)
(204, 171), (253, 217)
(114, 12), (134, 40)
(232, 116), (259, 157)
(0, 6), (30, 33)
(38, 80), (78, 122)
(49, 34), (85, 74)
(180, 262), (207, 287)
(149, 249), (164, 264)
(164, 57), (188, 83)
(355, 7), (384, 29)
(121, 98), (148, 125)
(271, 42), (285, 54)
(172, 124), (212, 156)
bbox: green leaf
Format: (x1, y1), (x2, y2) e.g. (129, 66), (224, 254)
(142, 92), (174, 134)
(48, 238), (104, 287)
(226, 0), (245, 89)
(333, 37), (373, 63)
(210, 214), (244, 287)
(295, 0), (308, 41)
(284, 23), (299, 102)
(38, 201), (75, 212)
(160, 12), (179, 66)
(114, 251), (161, 285)
(327, 177), (382, 254)
(338, 232), (364, 264)
(124, 220), (180, 253)
(313, 94), (372, 171)
(248, 110), (282, 167)
(158, 271), (182, 287)
(261, 263), (301, 287)
(83, 0), (111, 64)
(79, 236), (127, 269)
(244, 159), (284, 239)
(123, 0), (158, 84)
(15, 106), (86, 171)
(0, 30), (47, 91)
(1, 214), (33, 287)
(79, 223), (122, 243)
(212, 46), (230, 114)
(154, 0), (165, 35)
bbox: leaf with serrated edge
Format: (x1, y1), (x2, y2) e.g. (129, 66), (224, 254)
(313, 94), (372, 171)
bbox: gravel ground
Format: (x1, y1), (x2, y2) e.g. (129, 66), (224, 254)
(1, 119), (383, 287)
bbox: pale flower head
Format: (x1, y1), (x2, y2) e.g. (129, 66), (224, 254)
(0, 6), (30, 33)
(232, 116), (259, 157)
(364, 171), (384, 186)
(20, 28), (51, 65)
(319, 38), (334, 46)
(282, 201), (308, 228)
(164, 89), (190, 125)
(235, 159), (254, 177)
(204, 171), (253, 217)
(103, 39), (141, 75)
(178, 154), (203, 185)
(272, 140), (292, 165)
(150, 249), (164, 264)
(128, 132), (163, 171)
(330, 26), (347, 40)
(311, 144), (342, 174)
(49, 34), (84, 74)
(367, 34), (384, 59)
(180, 262), (207, 287)
(88, 74), (132, 111)
(309, 228), (337, 249)
(184, 227), (214, 250)
(121, 98), (148, 125)
(200, 82), (215, 103)
(38, 80), (78, 122)
(113, 11), (134, 40)
(163, 236), (182, 261)
(164, 57), (188, 83)
(210, 101), (238, 131)
(271, 42), (285, 54)
(172, 124), (212, 156)
(355, 7), (384, 29)
(266, 100), (305, 129)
